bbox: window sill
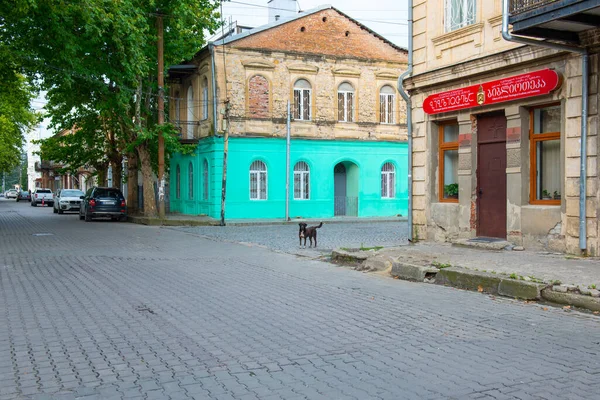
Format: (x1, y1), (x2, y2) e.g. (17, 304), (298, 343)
(529, 200), (561, 206)
(439, 198), (458, 204)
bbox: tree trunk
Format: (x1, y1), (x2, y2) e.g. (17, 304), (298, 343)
(111, 160), (122, 189)
(127, 151), (139, 214)
(96, 167), (108, 187)
(137, 142), (157, 217)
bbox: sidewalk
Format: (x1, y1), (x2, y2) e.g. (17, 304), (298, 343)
(338, 241), (600, 311)
(129, 213), (406, 227)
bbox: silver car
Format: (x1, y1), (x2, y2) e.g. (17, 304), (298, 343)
(53, 189), (85, 214)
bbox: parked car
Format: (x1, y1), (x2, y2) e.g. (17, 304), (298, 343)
(53, 189), (85, 214)
(5, 189), (18, 199)
(31, 188), (54, 207)
(79, 187), (127, 222)
(16, 190), (31, 202)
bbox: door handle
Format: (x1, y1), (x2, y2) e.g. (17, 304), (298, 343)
(478, 189), (483, 197)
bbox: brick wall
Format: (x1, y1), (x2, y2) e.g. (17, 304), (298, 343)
(248, 75), (270, 119)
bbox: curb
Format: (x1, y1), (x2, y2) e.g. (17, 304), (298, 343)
(127, 216), (219, 227)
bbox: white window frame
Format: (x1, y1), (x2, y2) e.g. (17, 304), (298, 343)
(445, 0), (476, 33)
(293, 79), (312, 121)
(381, 162), (396, 199)
(379, 86), (396, 125)
(293, 161), (310, 200)
(337, 83), (355, 123)
(249, 160), (267, 200)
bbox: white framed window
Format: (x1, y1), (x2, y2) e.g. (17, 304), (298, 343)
(186, 85), (194, 139)
(203, 159), (209, 201)
(293, 79), (311, 121)
(250, 160), (267, 200)
(379, 85), (395, 124)
(445, 0), (476, 32)
(381, 162), (395, 198)
(202, 77), (209, 120)
(293, 161), (310, 200)
(337, 83), (354, 122)
(188, 162), (194, 199)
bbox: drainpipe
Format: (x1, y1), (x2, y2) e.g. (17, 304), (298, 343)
(502, 0), (589, 252)
(209, 43), (219, 137)
(398, 0), (413, 242)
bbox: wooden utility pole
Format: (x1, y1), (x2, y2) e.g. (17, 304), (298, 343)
(157, 13), (166, 219)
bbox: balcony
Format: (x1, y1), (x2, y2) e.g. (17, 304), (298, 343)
(508, 0), (600, 43)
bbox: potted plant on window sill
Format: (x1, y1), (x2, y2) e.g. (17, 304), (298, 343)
(542, 190), (552, 200)
(553, 190), (561, 200)
(444, 183), (459, 200)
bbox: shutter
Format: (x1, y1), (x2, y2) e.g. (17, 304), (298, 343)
(293, 89), (301, 119)
(338, 92), (344, 121)
(303, 90), (310, 120)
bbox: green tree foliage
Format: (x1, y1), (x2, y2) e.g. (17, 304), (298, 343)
(0, 73), (39, 173)
(1, 0), (220, 216)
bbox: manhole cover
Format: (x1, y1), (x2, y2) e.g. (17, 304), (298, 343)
(32, 233), (54, 236)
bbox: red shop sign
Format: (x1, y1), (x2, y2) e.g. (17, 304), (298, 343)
(423, 69), (561, 115)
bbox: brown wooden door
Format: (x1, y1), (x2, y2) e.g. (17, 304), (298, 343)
(477, 114), (507, 238)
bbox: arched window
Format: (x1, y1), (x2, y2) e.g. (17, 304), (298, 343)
(176, 165), (181, 199)
(293, 161), (310, 200)
(293, 79), (311, 121)
(381, 162), (395, 198)
(249, 160), (267, 200)
(248, 75), (270, 118)
(379, 85), (395, 124)
(201, 77), (209, 120)
(186, 85), (194, 138)
(337, 83), (354, 122)
(203, 159), (209, 201)
(188, 162), (194, 199)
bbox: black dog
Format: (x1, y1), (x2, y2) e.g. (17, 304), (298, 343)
(298, 222), (323, 248)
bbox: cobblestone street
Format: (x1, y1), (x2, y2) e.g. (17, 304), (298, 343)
(173, 221), (408, 256)
(2, 198), (600, 400)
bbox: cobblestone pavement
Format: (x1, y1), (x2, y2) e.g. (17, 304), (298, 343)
(2, 198), (600, 400)
(173, 222), (409, 257)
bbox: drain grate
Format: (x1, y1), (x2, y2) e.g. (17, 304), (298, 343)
(32, 233), (54, 237)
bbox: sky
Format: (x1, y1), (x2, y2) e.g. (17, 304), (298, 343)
(218, 0), (409, 48)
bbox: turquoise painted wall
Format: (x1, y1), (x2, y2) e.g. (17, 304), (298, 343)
(170, 137), (408, 220)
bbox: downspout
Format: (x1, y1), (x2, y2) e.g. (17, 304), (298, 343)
(398, 0), (413, 242)
(209, 43), (218, 137)
(502, 0), (589, 252)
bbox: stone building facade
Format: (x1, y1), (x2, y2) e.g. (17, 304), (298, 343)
(168, 6), (409, 220)
(404, 0), (600, 254)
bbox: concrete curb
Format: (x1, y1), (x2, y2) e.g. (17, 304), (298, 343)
(331, 249), (370, 263)
(541, 289), (600, 312)
(128, 215), (219, 227)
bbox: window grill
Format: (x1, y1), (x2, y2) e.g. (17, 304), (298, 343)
(381, 162), (396, 198)
(293, 161), (310, 200)
(203, 159), (209, 201)
(445, 0), (476, 32)
(250, 160), (267, 200)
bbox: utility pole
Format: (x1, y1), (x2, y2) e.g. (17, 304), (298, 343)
(285, 101), (291, 221)
(157, 12), (166, 219)
(220, 100), (230, 226)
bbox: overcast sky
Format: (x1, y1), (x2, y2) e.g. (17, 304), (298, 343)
(219, 0), (409, 48)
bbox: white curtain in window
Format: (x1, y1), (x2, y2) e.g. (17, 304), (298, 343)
(250, 160), (267, 200)
(293, 162), (310, 200)
(381, 162), (395, 198)
(337, 83), (354, 122)
(445, 0), (476, 32)
(293, 79), (311, 121)
(379, 86), (395, 124)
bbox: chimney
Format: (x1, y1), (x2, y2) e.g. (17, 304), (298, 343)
(268, 0), (297, 23)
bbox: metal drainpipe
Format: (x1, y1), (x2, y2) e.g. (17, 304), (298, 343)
(398, 0), (413, 242)
(502, 0), (589, 252)
(209, 43), (218, 137)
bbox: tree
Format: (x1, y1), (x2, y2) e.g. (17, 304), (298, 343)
(1, 0), (220, 216)
(0, 73), (39, 173)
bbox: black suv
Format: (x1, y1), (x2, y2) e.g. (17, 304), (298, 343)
(79, 187), (127, 222)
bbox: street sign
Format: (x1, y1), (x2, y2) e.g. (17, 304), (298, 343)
(423, 69), (561, 115)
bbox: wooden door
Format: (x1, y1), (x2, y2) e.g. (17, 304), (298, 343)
(477, 114), (507, 238)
